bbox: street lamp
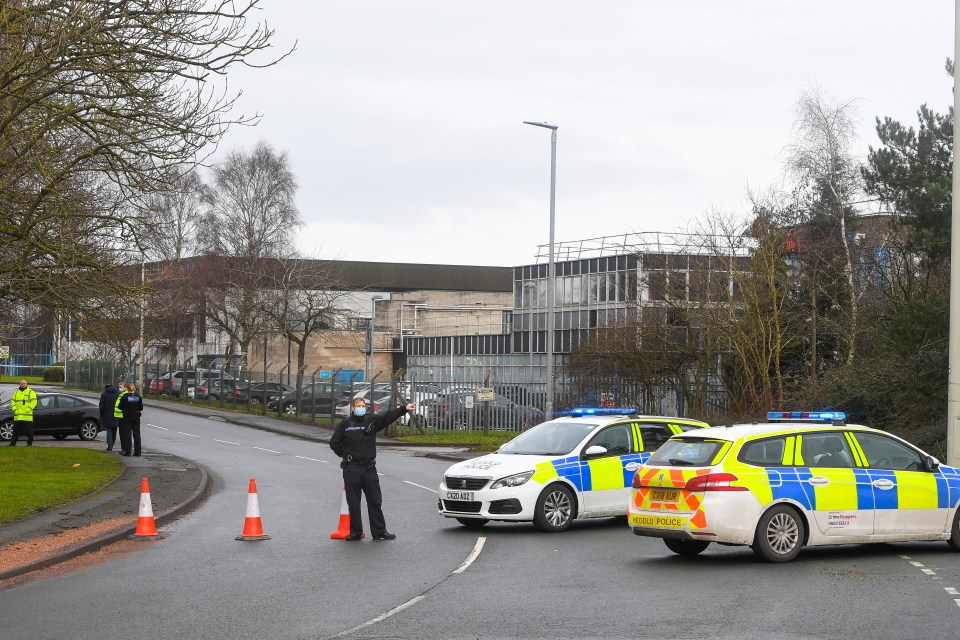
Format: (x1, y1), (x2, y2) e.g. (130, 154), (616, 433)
(523, 120), (557, 421)
(366, 295), (383, 384)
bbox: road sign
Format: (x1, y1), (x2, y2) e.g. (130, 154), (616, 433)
(465, 395), (474, 409)
(0, 346), (8, 359)
(477, 387), (494, 402)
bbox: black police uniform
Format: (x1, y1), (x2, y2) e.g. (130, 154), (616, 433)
(330, 404), (409, 539)
(119, 391), (144, 456)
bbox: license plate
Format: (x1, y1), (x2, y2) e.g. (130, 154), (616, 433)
(445, 491), (474, 501)
(649, 489), (681, 503)
(630, 514), (687, 529)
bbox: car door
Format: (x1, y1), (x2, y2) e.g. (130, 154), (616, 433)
(30, 394), (58, 433)
(579, 421), (638, 515)
(851, 431), (949, 536)
(796, 432), (874, 536)
(54, 395), (85, 431)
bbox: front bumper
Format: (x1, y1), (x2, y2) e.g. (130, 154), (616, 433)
(437, 481), (541, 522)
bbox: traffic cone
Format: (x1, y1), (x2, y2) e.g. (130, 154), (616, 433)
(236, 477), (271, 541)
(129, 477), (163, 540)
(330, 485), (364, 539)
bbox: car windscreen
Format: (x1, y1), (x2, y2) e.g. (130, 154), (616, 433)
(498, 420), (599, 456)
(646, 438), (729, 466)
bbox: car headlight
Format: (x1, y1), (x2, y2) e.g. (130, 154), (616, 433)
(490, 471), (534, 489)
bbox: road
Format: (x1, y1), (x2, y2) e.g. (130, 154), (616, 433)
(1, 405), (959, 639)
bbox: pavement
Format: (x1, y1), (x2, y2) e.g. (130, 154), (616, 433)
(0, 391), (477, 583)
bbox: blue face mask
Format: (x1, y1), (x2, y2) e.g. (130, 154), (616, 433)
(354, 407), (367, 417)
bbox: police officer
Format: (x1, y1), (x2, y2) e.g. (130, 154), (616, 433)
(118, 383), (144, 456)
(330, 396), (415, 541)
(9, 379), (37, 446)
(114, 382), (130, 455)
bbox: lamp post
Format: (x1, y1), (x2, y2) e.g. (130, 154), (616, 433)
(366, 295), (383, 384)
(523, 120), (557, 421)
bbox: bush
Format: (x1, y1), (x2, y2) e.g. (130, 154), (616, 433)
(43, 366), (65, 382)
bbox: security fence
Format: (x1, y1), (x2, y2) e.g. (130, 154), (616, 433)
(64, 360), (726, 434)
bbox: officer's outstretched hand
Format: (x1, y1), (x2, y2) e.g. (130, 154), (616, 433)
(405, 403), (416, 411)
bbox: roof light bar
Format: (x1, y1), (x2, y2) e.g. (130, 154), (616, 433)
(555, 407), (638, 417)
(767, 411), (847, 423)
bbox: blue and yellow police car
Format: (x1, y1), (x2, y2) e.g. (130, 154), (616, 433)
(439, 408), (709, 532)
(627, 411), (960, 562)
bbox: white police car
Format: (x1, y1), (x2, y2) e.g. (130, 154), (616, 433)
(438, 408), (709, 532)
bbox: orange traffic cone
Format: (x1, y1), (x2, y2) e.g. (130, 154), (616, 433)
(236, 478), (271, 541)
(330, 485), (364, 539)
(129, 477), (163, 540)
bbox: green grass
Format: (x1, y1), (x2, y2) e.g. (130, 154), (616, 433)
(0, 448), (124, 525)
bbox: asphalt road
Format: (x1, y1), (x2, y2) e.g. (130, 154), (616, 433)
(1, 404), (960, 639)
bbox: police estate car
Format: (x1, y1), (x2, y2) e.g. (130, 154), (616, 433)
(438, 408), (709, 532)
(628, 411), (960, 562)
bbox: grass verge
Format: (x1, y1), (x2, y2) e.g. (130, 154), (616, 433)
(393, 431), (518, 452)
(0, 448), (123, 526)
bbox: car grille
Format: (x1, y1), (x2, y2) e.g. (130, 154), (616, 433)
(442, 500), (482, 513)
(444, 476), (488, 491)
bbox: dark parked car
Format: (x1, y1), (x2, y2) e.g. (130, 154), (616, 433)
(266, 382), (351, 416)
(0, 392), (103, 441)
(196, 377), (241, 401)
(237, 382), (295, 406)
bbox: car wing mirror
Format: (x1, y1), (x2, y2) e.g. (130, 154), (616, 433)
(925, 455), (940, 471)
(583, 445), (608, 459)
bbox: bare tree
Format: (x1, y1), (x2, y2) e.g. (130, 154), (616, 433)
(787, 88), (863, 365)
(0, 1), (288, 311)
(198, 142), (303, 361)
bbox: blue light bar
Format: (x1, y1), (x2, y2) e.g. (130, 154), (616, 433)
(555, 407), (638, 417)
(767, 411), (847, 423)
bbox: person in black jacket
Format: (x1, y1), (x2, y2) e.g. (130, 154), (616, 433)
(330, 396), (415, 541)
(98, 383), (120, 452)
(118, 383), (144, 457)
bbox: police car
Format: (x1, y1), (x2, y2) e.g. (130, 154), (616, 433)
(627, 411), (960, 562)
(438, 408), (710, 532)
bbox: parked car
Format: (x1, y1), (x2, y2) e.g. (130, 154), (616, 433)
(235, 382), (295, 406)
(424, 390), (543, 431)
(0, 392), (103, 441)
(196, 377), (240, 401)
(266, 382), (352, 416)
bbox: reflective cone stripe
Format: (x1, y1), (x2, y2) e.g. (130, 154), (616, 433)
(236, 477), (271, 541)
(130, 477), (163, 540)
(330, 485), (364, 539)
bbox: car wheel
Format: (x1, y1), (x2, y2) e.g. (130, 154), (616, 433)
(283, 403), (297, 416)
(78, 419), (100, 441)
(533, 484), (575, 532)
(664, 538), (710, 557)
(753, 504), (804, 562)
(948, 509), (960, 551)
(0, 420), (14, 441)
(456, 517), (489, 529)
(52, 434), (69, 440)
(249, 397), (261, 406)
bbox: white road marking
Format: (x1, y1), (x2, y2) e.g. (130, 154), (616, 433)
(945, 587), (958, 595)
(252, 446), (282, 454)
(330, 595), (426, 639)
(214, 439), (242, 445)
(910, 561), (925, 567)
(956, 599), (960, 608)
(453, 537), (486, 574)
(923, 569), (937, 575)
(404, 480), (438, 494)
(147, 424), (168, 430)
(177, 432), (201, 438)
(296, 455), (323, 462)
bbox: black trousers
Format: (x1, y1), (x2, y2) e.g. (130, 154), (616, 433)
(343, 462), (387, 536)
(9, 420), (33, 445)
(119, 416), (141, 455)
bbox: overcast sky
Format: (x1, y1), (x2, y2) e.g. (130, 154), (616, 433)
(211, 1), (954, 268)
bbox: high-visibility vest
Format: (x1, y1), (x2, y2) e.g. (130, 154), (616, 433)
(114, 390), (128, 419)
(12, 387), (37, 422)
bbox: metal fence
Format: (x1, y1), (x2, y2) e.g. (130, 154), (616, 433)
(63, 360), (727, 434)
